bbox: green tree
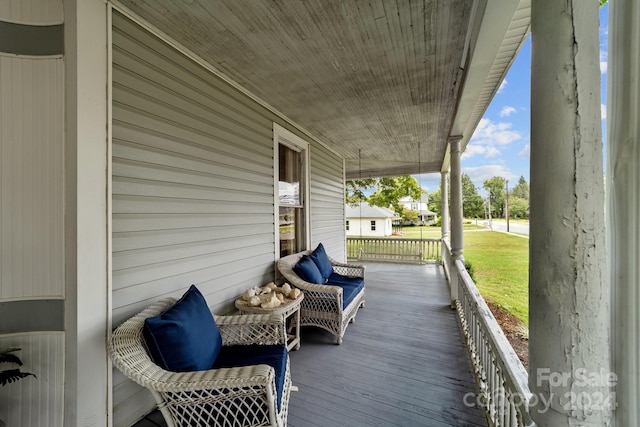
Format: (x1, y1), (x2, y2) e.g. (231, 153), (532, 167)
(428, 188), (442, 216)
(511, 175), (529, 200)
(367, 176), (423, 213)
(346, 176), (424, 223)
(508, 197), (529, 219)
(403, 209), (419, 224)
(483, 176), (507, 218)
(462, 174), (485, 218)
(345, 178), (376, 206)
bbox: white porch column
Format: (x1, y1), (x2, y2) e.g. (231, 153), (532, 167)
(441, 171), (449, 240)
(65, 0), (110, 425)
(530, 1), (611, 426)
(448, 138), (463, 307)
(449, 137), (463, 261)
(608, 1), (640, 425)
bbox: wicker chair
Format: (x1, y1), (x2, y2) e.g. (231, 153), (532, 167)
(277, 250), (365, 344)
(109, 298), (292, 427)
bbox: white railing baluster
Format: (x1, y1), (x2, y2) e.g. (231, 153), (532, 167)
(452, 259), (533, 427)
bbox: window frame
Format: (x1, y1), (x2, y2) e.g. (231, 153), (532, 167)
(273, 123), (311, 259)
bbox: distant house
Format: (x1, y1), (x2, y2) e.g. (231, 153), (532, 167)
(345, 203), (399, 237)
(399, 196), (437, 225)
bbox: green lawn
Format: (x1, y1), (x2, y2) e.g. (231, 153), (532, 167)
(463, 231), (529, 326)
(395, 223), (484, 239)
(347, 225), (529, 326)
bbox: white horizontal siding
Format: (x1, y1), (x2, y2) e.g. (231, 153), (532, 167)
(0, 0), (63, 25)
(0, 56), (64, 301)
(0, 332), (65, 427)
(112, 12), (280, 424)
(111, 10), (349, 425)
(310, 144), (346, 261)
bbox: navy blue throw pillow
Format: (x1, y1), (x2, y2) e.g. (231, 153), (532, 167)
(143, 285), (223, 372)
(310, 243), (334, 282)
(294, 255), (324, 284)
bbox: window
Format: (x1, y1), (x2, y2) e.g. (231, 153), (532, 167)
(346, 220), (350, 231)
(274, 124), (309, 258)
(370, 220), (376, 231)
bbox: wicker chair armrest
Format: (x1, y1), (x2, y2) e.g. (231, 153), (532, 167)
(113, 348), (276, 393)
(215, 313), (287, 346)
(329, 257), (366, 278)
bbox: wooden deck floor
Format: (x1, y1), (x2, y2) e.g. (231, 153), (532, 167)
(134, 262), (488, 427)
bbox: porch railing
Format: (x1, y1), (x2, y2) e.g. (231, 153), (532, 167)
(346, 237), (441, 264)
(450, 255), (534, 426)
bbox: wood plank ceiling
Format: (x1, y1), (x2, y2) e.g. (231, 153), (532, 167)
(116, 0), (530, 179)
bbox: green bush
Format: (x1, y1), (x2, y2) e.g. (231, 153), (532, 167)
(464, 260), (475, 282)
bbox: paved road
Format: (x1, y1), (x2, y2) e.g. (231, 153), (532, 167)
(481, 219), (529, 235)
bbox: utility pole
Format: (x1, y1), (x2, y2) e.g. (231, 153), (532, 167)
(505, 180), (510, 232)
(487, 191), (493, 231)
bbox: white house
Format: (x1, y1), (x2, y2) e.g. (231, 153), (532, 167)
(345, 203), (398, 237)
(1, 1), (637, 426)
(399, 195), (437, 225)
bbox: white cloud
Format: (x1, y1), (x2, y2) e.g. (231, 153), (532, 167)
(519, 144), (530, 158)
(600, 44), (608, 74)
(500, 106), (517, 117)
(463, 165), (518, 190)
(471, 118), (522, 146)
(601, 104), (607, 120)
(600, 61), (608, 74)
(462, 118), (522, 160)
(497, 79), (508, 94)
(462, 144), (500, 160)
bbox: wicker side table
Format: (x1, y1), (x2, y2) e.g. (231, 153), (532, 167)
(235, 294), (304, 351)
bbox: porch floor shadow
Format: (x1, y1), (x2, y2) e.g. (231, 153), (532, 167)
(133, 262), (488, 427)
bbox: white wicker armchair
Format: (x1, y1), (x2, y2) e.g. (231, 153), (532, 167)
(109, 298), (292, 427)
(277, 250), (365, 344)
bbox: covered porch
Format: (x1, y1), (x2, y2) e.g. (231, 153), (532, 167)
(2, 1), (640, 426)
(135, 261), (489, 427)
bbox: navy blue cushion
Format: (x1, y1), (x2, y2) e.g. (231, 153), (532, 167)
(327, 272), (365, 309)
(143, 285), (222, 372)
(310, 243), (333, 282)
(213, 345), (288, 411)
(294, 255), (324, 284)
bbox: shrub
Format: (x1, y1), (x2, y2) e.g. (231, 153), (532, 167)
(464, 260), (475, 282)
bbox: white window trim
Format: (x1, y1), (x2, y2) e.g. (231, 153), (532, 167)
(273, 123), (311, 259)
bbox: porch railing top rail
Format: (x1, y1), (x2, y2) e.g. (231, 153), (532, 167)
(346, 236), (441, 264)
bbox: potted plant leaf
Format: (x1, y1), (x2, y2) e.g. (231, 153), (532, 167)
(0, 348), (36, 386)
(0, 348), (35, 427)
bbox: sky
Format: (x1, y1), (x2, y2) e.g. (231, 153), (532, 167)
(416, 4), (609, 198)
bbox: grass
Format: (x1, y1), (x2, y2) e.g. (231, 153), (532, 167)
(347, 225), (530, 326)
(393, 223), (485, 239)
(463, 231), (529, 326)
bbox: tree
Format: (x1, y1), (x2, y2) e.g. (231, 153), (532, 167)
(461, 174), (485, 218)
(511, 175), (530, 200)
(346, 176), (424, 223)
(508, 197), (529, 219)
(367, 176), (423, 213)
(483, 176), (507, 218)
(345, 178), (376, 206)
(428, 188), (442, 216)
(402, 209), (419, 224)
